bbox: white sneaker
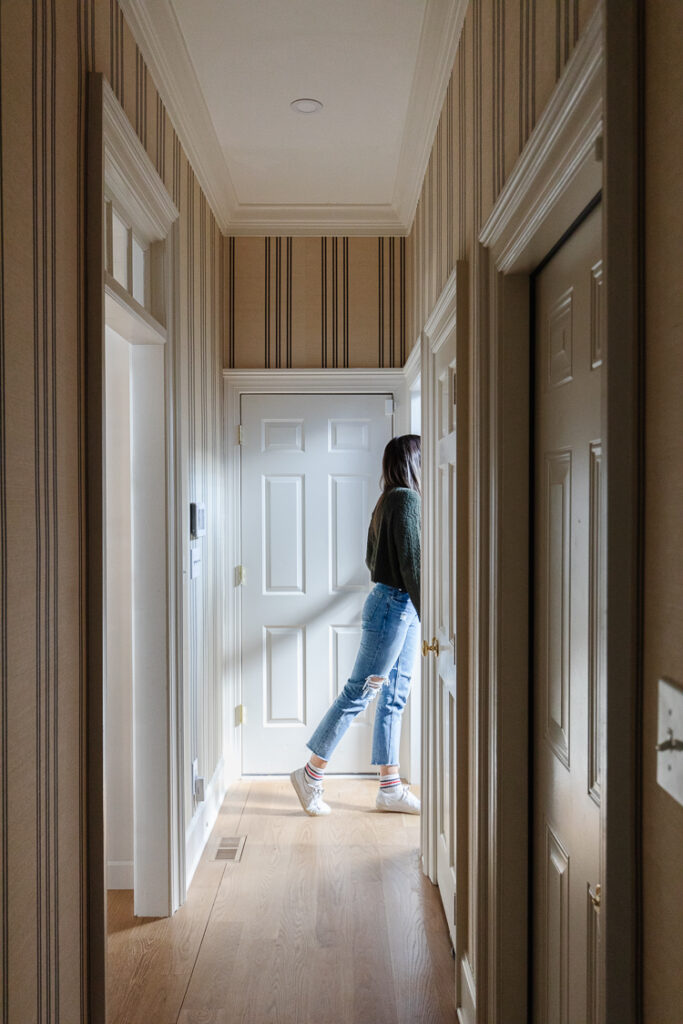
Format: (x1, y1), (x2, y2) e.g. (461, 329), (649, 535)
(375, 783), (421, 815)
(290, 767), (331, 816)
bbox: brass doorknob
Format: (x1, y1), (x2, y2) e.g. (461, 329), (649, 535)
(589, 883), (601, 908)
(422, 636), (440, 657)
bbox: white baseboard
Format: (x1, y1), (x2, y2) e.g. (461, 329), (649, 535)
(185, 757), (234, 887)
(457, 956), (477, 1024)
(107, 860), (134, 889)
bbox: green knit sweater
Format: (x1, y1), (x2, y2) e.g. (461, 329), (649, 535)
(365, 487), (421, 618)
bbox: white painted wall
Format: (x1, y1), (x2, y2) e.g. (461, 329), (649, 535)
(105, 326), (134, 889)
(130, 342), (170, 916)
(104, 327), (171, 914)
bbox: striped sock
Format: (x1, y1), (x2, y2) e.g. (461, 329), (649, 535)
(304, 760), (325, 785)
(379, 772), (402, 791)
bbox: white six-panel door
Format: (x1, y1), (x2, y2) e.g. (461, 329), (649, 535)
(240, 393), (393, 774)
(421, 264), (468, 952)
(431, 331), (458, 948)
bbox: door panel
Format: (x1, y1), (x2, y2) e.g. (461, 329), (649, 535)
(263, 475), (304, 592)
(330, 475), (369, 589)
(240, 393), (393, 774)
(533, 204), (603, 1023)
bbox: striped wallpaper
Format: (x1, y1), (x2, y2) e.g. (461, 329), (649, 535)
(10, 1), (681, 1022)
(410, 0), (598, 341)
(0, 1), (224, 1018)
(224, 235), (409, 369)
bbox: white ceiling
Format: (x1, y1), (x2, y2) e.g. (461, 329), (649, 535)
(122, 0), (467, 234)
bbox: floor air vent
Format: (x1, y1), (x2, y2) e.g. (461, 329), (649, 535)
(214, 836), (246, 862)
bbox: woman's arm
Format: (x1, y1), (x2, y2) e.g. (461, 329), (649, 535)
(391, 490), (421, 617)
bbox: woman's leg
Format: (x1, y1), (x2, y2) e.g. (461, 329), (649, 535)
(306, 586), (413, 764)
(371, 612), (420, 768)
(371, 616), (421, 813)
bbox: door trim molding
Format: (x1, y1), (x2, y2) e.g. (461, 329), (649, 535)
(479, 6), (603, 274)
(222, 367), (413, 783)
(475, 4), (630, 1021)
(87, 73), (183, 1023)
(419, 261), (469, 971)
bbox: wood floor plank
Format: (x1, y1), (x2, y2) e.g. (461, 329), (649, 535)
(381, 844), (456, 1023)
(106, 780), (251, 1024)
(112, 778), (455, 1024)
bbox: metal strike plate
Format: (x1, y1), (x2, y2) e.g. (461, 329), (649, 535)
(656, 679), (683, 807)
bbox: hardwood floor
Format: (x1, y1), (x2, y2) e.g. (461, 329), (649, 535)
(107, 778), (455, 1024)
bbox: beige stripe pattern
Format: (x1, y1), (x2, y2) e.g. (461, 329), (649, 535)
(1, 0), (224, 1017)
(409, 0), (598, 342)
(225, 235), (407, 369)
(0, 0), (615, 1019)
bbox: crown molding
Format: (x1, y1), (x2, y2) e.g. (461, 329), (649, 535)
(223, 203), (404, 237)
(392, 0), (468, 229)
(121, 0), (464, 236)
(120, 0), (237, 231)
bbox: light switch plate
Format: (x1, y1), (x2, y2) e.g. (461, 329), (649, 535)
(656, 678), (683, 806)
(190, 546), (202, 580)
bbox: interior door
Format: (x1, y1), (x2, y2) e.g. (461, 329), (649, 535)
(240, 392), (393, 774)
(422, 302), (464, 948)
(533, 203), (603, 1023)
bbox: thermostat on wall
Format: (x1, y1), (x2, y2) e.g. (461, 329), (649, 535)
(190, 502), (206, 538)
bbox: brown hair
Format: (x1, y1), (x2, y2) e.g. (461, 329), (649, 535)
(369, 434), (421, 535)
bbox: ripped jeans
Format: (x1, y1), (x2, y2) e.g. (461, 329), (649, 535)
(307, 583), (420, 766)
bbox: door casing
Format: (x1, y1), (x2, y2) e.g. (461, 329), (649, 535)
(87, 73), (184, 1024)
(223, 368), (420, 784)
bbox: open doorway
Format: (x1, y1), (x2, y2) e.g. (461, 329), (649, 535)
(86, 73), (184, 1021)
(103, 319), (168, 915)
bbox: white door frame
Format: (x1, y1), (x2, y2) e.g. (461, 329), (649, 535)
(473, 4), (640, 1021)
(222, 368), (419, 782)
(87, 73), (185, 1021)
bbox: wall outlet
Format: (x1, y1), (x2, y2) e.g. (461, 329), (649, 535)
(190, 546), (202, 580)
(192, 757), (205, 804)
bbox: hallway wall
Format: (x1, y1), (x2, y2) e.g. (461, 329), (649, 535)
(642, 2), (683, 1019)
(406, 0), (598, 1014)
(409, 1), (682, 1020)
(0, 0), (224, 1018)
(223, 235), (410, 368)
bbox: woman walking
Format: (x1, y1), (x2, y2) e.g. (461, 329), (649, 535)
(290, 434), (422, 816)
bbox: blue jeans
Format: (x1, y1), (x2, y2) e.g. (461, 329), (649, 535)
(307, 583), (420, 766)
